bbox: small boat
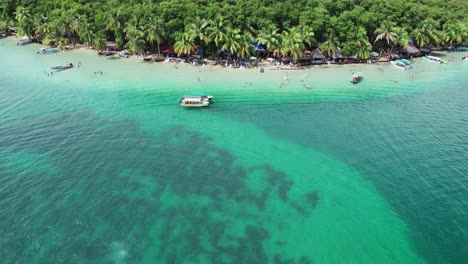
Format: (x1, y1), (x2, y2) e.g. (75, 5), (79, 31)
(179, 92), (213, 107)
(391, 60), (408, 70)
(399, 59), (413, 68)
(423, 55), (447, 64)
(351, 73), (362, 84)
(18, 37), (32, 45)
(462, 56), (468, 61)
(0, 33), (6, 38)
(119, 52), (129, 58)
(143, 55), (153, 62)
(51, 63), (74, 71)
(37, 47), (59, 54)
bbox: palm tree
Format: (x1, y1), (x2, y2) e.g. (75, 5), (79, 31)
(257, 25), (279, 57)
(412, 28), (429, 48)
(443, 22), (466, 46)
(173, 32), (194, 56)
(320, 34), (339, 58)
(237, 33), (254, 59)
(125, 25), (146, 54)
(354, 39), (372, 59)
(374, 21), (398, 54)
(298, 25), (315, 47)
(92, 32), (107, 51)
(145, 17), (165, 55)
(106, 10), (125, 48)
(273, 35), (288, 58)
(221, 27), (241, 61)
(34, 14), (50, 37)
(208, 17), (228, 56)
(412, 19), (440, 48)
(187, 17), (210, 58)
(281, 28), (304, 61)
(79, 23), (94, 47)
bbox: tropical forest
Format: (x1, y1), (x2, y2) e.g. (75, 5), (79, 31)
(1, 0), (467, 59)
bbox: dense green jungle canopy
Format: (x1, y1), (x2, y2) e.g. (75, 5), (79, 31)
(1, 0), (467, 59)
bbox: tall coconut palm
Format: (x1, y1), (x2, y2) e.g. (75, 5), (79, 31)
(298, 25), (315, 47)
(221, 27), (241, 61)
(374, 21), (398, 54)
(92, 32), (107, 51)
(188, 17), (210, 58)
(34, 14), (50, 37)
(208, 17), (228, 53)
(320, 34), (339, 58)
(282, 28), (304, 61)
(354, 38), (372, 59)
(105, 9), (125, 48)
(237, 32), (254, 59)
(273, 35), (288, 58)
(79, 23), (94, 47)
(412, 19), (440, 48)
(257, 25), (279, 57)
(443, 22), (466, 46)
(145, 17), (165, 55)
(173, 32), (194, 56)
(125, 25), (146, 54)
(390, 27), (409, 54)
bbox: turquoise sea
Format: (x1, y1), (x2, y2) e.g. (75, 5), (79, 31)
(0, 38), (467, 263)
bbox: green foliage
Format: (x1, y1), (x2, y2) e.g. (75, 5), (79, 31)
(3, 0), (467, 57)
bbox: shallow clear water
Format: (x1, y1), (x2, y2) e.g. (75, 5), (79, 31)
(1, 38), (467, 263)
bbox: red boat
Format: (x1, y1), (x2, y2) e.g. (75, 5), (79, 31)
(51, 63), (74, 71)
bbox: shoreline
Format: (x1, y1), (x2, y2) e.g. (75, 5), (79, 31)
(2, 36), (444, 72)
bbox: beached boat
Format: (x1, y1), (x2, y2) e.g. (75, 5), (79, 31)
(0, 33), (6, 38)
(51, 63), (74, 71)
(37, 47), (59, 54)
(423, 55), (447, 64)
(391, 59), (412, 70)
(399, 59), (413, 68)
(119, 52), (129, 58)
(179, 92), (213, 107)
(18, 37), (32, 45)
(143, 55), (153, 62)
(351, 73), (362, 84)
(391, 60), (409, 70)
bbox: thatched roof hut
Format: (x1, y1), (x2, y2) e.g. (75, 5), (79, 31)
(333, 48), (345, 62)
(312, 48), (325, 62)
(106, 41), (117, 51)
(399, 44), (420, 57)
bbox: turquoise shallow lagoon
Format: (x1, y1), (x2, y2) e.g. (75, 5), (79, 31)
(0, 38), (467, 263)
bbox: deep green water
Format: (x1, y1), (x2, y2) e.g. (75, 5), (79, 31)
(1, 38), (467, 264)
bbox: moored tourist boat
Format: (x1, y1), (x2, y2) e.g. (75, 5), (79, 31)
(119, 52), (129, 58)
(351, 73), (362, 84)
(391, 60), (410, 70)
(37, 47), (59, 54)
(143, 55), (153, 62)
(18, 37), (32, 45)
(399, 59), (413, 68)
(423, 55), (447, 64)
(179, 92), (213, 107)
(51, 63), (74, 71)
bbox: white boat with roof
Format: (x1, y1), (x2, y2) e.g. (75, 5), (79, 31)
(179, 92), (213, 107)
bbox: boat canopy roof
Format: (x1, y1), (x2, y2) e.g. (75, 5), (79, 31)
(183, 94), (205, 99)
(189, 91), (207, 96)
